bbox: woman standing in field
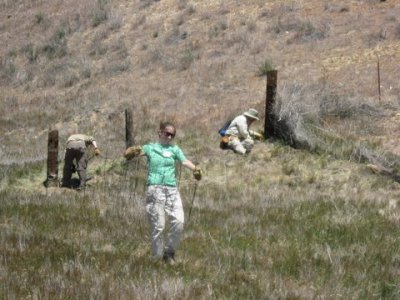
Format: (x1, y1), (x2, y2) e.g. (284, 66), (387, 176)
(124, 122), (202, 264)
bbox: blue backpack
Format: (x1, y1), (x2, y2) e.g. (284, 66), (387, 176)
(218, 119), (233, 137)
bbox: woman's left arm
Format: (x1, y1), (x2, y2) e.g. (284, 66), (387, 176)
(182, 159), (197, 171)
(182, 159), (202, 180)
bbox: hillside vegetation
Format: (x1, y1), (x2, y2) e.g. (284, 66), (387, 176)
(1, 0), (400, 298)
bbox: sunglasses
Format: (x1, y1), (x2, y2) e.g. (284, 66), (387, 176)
(162, 131), (175, 138)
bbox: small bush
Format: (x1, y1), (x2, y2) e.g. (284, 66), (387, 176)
(92, 10), (107, 27)
(179, 49), (198, 71)
(164, 27), (188, 45)
(108, 11), (122, 31)
(224, 31), (249, 52)
(270, 17), (302, 34)
(91, 0), (109, 27)
(102, 59), (130, 75)
(287, 21), (329, 44)
(365, 28), (388, 46)
(102, 39), (130, 74)
(88, 32), (108, 57)
(257, 59), (275, 77)
(77, 57), (92, 79)
(41, 28), (68, 59)
(59, 70), (79, 88)
(0, 57), (16, 85)
(35, 12), (44, 24)
(271, 18), (328, 43)
(208, 21), (228, 38)
(21, 43), (38, 63)
(319, 94), (355, 119)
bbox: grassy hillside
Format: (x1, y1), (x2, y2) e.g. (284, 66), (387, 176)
(1, 0), (400, 298)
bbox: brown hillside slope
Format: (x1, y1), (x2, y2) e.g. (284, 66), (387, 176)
(1, 0), (400, 164)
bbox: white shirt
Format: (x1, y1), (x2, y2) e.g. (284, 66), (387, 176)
(225, 115), (251, 140)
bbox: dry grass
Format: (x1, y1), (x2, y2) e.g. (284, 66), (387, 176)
(1, 0), (400, 298)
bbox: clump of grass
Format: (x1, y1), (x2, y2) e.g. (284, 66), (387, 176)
(88, 34), (108, 57)
(36, 61), (77, 88)
(287, 21), (329, 44)
(179, 48), (199, 71)
(21, 43), (39, 63)
(270, 17), (328, 43)
(257, 59), (275, 77)
(59, 68), (79, 88)
(0, 57), (16, 85)
(224, 30), (249, 52)
(102, 39), (130, 75)
(208, 20), (228, 38)
(91, 0), (108, 27)
(107, 11), (122, 31)
(270, 16), (302, 34)
(365, 28), (388, 46)
(164, 27), (188, 45)
(34, 12), (44, 24)
(41, 27), (68, 59)
(77, 56), (92, 79)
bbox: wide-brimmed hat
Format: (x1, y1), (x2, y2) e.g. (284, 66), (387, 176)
(244, 108), (260, 121)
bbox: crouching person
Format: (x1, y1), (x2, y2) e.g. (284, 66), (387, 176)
(61, 134), (100, 190)
(124, 121), (202, 264)
(225, 108), (261, 155)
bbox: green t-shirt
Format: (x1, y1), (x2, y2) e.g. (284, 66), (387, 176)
(143, 143), (186, 186)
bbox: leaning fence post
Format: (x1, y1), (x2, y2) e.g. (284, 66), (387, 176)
(125, 108), (134, 148)
(264, 70), (278, 138)
(44, 129), (59, 187)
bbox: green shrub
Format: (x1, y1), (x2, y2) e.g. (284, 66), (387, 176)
(35, 12), (44, 24)
(41, 28), (68, 59)
(257, 59), (274, 76)
(22, 43), (38, 63)
(179, 49), (198, 71)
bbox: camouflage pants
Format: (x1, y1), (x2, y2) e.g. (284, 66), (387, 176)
(146, 185), (184, 258)
(227, 136), (254, 155)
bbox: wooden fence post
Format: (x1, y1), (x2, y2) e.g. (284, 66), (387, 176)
(44, 129), (59, 187)
(264, 70), (278, 138)
(125, 109), (134, 148)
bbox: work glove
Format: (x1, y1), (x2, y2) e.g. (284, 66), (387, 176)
(193, 167), (202, 181)
(250, 130), (264, 141)
(124, 146), (142, 160)
(94, 148), (101, 156)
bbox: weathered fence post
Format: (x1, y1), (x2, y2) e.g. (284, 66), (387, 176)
(44, 129), (59, 187)
(125, 108), (134, 148)
(264, 70), (278, 138)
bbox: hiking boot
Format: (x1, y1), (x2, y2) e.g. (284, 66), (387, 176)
(162, 251), (176, 265)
